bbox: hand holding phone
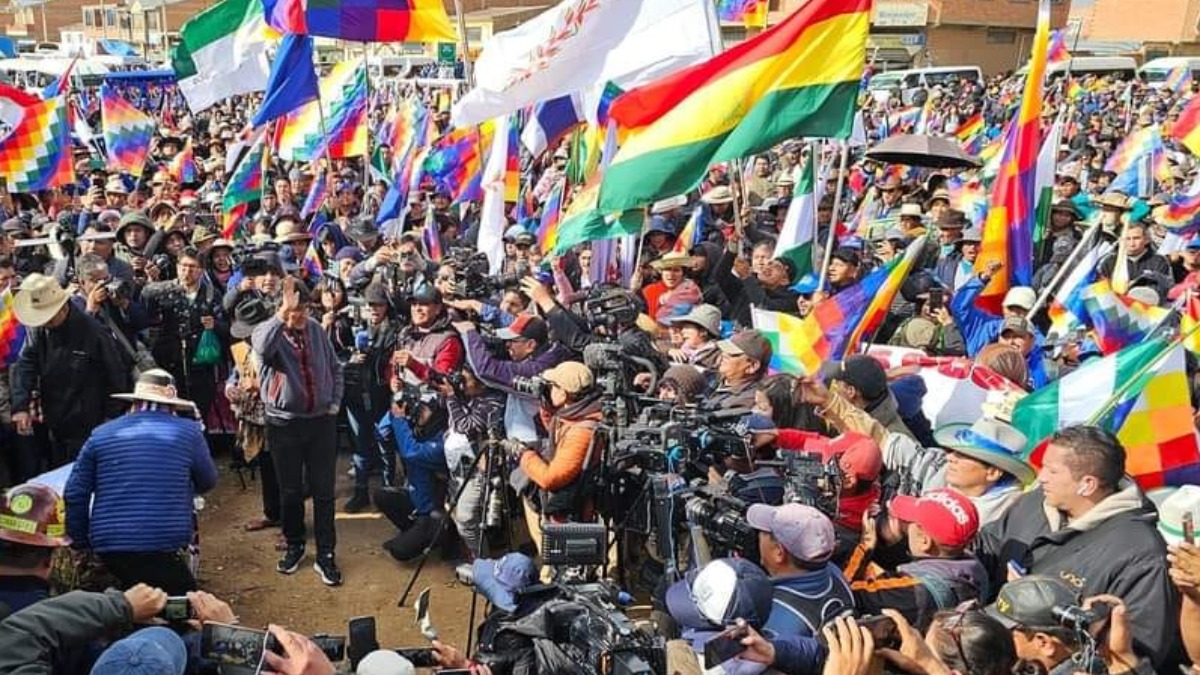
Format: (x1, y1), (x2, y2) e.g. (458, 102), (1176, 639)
(159, 596), (194, 622)
(704, 625), (749, 667)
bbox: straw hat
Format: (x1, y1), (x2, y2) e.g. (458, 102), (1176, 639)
(701, 186), (735, 205)
(275, 220), (313, 244)
(112, 369), (196, 409)
(1094, 192), (1132, 211)
(12, 274), (70, 327)
(651, 250), (699, 270)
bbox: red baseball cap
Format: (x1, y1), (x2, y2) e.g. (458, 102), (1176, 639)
(829, 432), (883, 481)
(889, 488), (979, 549)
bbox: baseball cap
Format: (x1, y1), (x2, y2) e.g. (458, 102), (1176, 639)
(888, 488), (980, 549)
(410, 284), (443, 305)
(1000, 316), (1033, 337)
(829, 432), (883, 481)
(831, 247), (862, 267)
(984, 575), (1079, 631)
(542, 362), (594, 394)
(717, 329), (773, 367)
(1002, 286), (1036, 311)
(90, 627), (187, 675)
(495, 314), (549, 342)
(746, 503), (836, 563)
(740, 413), (778, 436)
(664, 558), (774, 631)
(471, 552), (537, 612)
(823, 355), (889, 403)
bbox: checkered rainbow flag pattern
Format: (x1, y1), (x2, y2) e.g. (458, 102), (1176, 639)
(101, 86), (157, 178)
(0, 96), (75, 192)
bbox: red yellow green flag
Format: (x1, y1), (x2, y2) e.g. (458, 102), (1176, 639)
(598, 0), (869, 212)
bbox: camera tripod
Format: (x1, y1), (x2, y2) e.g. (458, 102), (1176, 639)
(397, 417), (518, 655)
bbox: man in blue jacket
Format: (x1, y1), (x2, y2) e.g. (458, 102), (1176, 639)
(374, 390), (448, 562)
(748, 503), (854, 651)
(64, 369), (217, 594)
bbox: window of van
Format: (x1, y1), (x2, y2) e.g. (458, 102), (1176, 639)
(867, 73), (902, 90)
(924, 70), (979, 87)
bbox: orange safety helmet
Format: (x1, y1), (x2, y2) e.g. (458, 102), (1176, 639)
(0, 483), (71, 548)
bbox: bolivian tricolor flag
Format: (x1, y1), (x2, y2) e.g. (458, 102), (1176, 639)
(597, 0), (870, 212)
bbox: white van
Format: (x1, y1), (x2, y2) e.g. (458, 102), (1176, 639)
(1027, 56), (1138, 80)
(869, 66), (984, 104)
(1140, 57), (1200, 88)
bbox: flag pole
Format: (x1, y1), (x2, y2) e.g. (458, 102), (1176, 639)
(452, 0), (473, 86)
(1027, 219), (1099, 318)
(361, 43), (372, 187)
(817, 141), (850, 291)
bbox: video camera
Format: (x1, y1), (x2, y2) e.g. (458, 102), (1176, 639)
(683, 486), (756, 557)
(582, 285), (639, 333)
(539, 581), (666, 675)
(764, 451), (843, 520)
(1051, 601), (1113, 675)
(442, 247), (532, 301)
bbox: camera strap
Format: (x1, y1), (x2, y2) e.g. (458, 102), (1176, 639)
(102, 311), (154, 376)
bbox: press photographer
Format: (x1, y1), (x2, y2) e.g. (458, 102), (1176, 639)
(509, 362), (605, 562)
(428, 550), (666, 675)
(520, 279), (667, 385)
(344, 281), (400, 513)
(984, 576), (1152, 675)
(436, 365), (506, 558)
(374, 384), (450, 562)
(75, 253), (155, 375)
(392, 285), (464, 386)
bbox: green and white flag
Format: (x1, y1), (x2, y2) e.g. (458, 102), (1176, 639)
(1032, 113), (1063, 247)
(171, 0), (272, 113)
(1011, 336), (1171, 454)
(772, 149), (821, 279)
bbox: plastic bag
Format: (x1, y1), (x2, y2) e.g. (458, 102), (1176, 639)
(192, 329), (222, 366)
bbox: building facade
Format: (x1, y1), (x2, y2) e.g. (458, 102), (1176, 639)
(1081, 0), (1200, 58)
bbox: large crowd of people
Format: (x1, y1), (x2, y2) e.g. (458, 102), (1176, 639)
(3, 56), (1200, 675)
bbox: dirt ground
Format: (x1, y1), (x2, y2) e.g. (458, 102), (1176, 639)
(195, 454), (479, 653)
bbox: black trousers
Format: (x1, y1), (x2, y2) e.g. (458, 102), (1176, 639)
(100, 551), (197, 595)
(259, 450), (281, 523)
(268, 415), (337, 556)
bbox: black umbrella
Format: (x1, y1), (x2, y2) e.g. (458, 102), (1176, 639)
(865, 134), (983, 169)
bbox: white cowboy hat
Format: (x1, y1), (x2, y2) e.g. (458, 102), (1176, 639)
(12, 274), (70, 327)
(934, 418), (1035, 485)
(112, 369), (196, 409)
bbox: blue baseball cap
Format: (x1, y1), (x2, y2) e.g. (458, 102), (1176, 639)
(664, 558), (773, 631)
(90, 627), (187, 675)
(472, 552), (537, 612)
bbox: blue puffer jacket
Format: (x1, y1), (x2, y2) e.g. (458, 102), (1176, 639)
(377, 412), (446, 515)
(950, 277), (1048, 387)
(64, 411), (217, 553)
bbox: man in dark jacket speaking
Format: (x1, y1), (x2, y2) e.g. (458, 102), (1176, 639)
(253, 276), (345, 587)
(975, 425), (1179, 668)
